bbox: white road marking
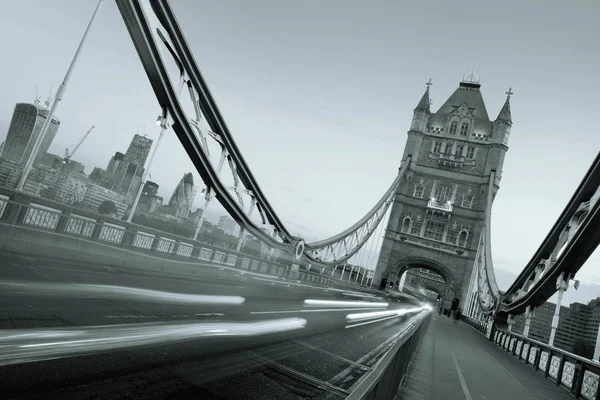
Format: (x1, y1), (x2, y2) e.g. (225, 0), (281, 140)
(451, 345), (473, 400)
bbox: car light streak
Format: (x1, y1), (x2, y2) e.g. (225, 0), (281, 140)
(0, 318), (307, 367)
(0, 281), (245, 305)
(303, 299), (389, 308)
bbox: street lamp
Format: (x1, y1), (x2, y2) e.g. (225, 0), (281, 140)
(16, 0), (106, 191)
(126, 115), (169, 222)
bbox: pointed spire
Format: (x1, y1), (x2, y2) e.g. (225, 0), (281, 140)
(415, 78), (432, 112)
(496, 87), (513, 124)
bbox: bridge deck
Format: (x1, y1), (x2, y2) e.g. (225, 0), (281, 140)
(397, 313), (571, 400)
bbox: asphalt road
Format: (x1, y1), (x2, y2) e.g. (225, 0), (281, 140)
(0, 252), (429, 399)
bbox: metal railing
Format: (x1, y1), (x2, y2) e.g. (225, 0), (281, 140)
(0, 189), (373, 292)
(463, 315), (489, 336)
(467, 316), (600, 400)
(347, 311), (431, 399)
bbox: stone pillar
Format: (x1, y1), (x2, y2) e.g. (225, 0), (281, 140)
(507, 314), (514, 332)
(523, 305), (534, 338)
(549, 272), (570, 347)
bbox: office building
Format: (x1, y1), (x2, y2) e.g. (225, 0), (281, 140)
(0, 103), (59, 165)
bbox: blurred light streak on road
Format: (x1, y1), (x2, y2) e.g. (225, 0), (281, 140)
(0, 281), (245, 305)
(303, 299), (389, 308)
(0, 318), (307, 367)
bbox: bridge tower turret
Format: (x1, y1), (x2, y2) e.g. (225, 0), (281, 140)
(374, 74), (512, 311)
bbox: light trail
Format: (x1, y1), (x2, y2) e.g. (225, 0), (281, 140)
(303, 299), (389, 308)
(0, 318), (307, 367)
(0, 281), (245, 305)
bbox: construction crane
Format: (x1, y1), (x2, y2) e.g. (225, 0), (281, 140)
(64, 125), (95, 163)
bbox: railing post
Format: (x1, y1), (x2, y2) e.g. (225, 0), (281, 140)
(190, 244), (201, 259)
(172, 240), (181, 256)
(91, 218), (104, 241)
(4, 193), (31, 225)
(150, 236), (160, 252)
(120, 225), (137, 249)
(55, 209), (71, 233)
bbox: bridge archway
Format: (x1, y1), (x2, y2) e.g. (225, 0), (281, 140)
(387, 257), (458, 309)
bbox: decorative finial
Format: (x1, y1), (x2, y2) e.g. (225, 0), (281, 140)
(462, 65), (480, 84)
(426, 78), (433, 89)
(506, 87), (513, 99)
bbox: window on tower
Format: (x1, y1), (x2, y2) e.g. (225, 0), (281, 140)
(401, 217), (412, 233)
(443, 143), (452, 155)
(460, 123), (469, 136)
(449, 121), (458, 135)
(433, 183), (453, 203)
(455, 144), (464, 157)
(466, 146), (476, 159)
(413, 184), (424, 198)
(461, 194), (474, 208)
(432, 141), (441, 153)
(410, 221), (422, 236)
(457, 230), (469, 247)
(424, 220), (445, 241)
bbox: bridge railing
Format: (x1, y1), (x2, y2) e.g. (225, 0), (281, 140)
(462, 315), (488, 336)
(0, 189), (372, 292)
(347, 311), (431, 400)
(474, 321), (600, 399)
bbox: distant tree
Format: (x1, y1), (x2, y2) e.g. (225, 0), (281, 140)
(97, 200), (118, 215)
(572, 338), (595, 359)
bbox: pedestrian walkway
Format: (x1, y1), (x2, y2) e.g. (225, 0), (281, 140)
(396, 313), (571, 399)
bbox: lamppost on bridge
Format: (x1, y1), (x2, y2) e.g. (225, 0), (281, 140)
(192, 152), (226, 241)
(16, 0), (106, 191)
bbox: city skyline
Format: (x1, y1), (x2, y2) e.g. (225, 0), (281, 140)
(0, 0), (599, 301)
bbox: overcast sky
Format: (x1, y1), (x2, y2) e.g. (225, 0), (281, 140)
(1, 1), (599, 300)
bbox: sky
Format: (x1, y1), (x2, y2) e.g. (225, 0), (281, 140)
(1, 1), (599, 304)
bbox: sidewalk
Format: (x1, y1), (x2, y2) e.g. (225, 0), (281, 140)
(396, 313), (571, 399)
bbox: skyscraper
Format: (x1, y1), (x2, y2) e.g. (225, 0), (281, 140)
(168, 173), (197, 218)
(0, 103), (60, 165)
(112, 134), (152, 198)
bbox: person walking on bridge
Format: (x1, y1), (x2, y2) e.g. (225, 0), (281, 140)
(453, 308), (462, 325)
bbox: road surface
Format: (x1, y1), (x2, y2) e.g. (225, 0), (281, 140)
(0, 252), (428, 399)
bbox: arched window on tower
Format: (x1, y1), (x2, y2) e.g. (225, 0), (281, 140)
(457, 229), (469, 247)
(401, 217), (412, 233)
(449, 121), (458, 135)
(460, 122), (469, 136)
(432, 141), (442, 153)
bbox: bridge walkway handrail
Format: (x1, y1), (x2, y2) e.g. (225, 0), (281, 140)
(464, 315), (600, 399)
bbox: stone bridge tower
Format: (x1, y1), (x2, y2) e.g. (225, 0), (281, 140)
(374, 75), (513, 311)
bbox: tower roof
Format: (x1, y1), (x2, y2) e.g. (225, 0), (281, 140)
(495, 88), (513, 124)
(427, 81), (492, 135)
(414, 79), (432, 112)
